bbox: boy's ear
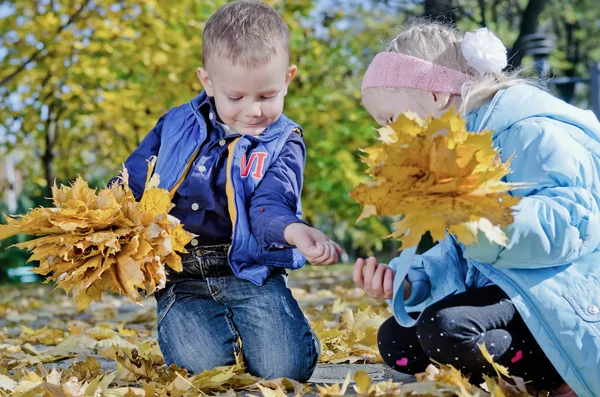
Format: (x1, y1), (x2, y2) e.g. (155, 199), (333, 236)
(283, 65), (297, 96)
(197, 67), (214, 96)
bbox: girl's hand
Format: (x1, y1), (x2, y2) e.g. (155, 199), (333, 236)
(353, 257), (395, 299)
(353, 257), (412, 300)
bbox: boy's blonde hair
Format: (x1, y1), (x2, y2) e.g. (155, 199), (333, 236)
(202, 0), (290, 69)
(387, 20), (533, 113)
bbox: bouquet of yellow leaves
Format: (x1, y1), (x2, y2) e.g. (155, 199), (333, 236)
(351, 109), (520, 248)
(0, 159), (194, 310)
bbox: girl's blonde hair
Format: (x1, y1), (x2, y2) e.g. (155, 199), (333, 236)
(387, 20), (535, 113)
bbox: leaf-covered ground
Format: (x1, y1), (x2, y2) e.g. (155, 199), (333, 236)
(0, 266), (546, 396)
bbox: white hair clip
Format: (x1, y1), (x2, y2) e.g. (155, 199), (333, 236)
(460, 28), (507, 74)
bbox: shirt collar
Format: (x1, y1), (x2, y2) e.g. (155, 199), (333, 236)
(199, 93), (218, 129)
(190, 90), (218, 129)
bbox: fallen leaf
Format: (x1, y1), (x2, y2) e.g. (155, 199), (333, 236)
(479, 343), (510, 378)
(352, 370), (371, 394)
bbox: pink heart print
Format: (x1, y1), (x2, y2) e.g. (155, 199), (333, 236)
(511, 350), (523, 363)
(396, 357), (409, 366)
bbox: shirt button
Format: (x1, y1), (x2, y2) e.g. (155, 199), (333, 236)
(199, 165), (207, 172)
(191, 203), (199, 211)
(209, 112), (214, 121)
(587, 304), (599, 316)
(190, 239), (199, 247)
(219, 139), (226, 147)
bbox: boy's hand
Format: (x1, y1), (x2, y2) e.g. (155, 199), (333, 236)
(284, 223), (342, 265)
(353, 257), (411, 300)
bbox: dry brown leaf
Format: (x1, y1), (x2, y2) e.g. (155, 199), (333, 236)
(478, 343), (510, 378)
(352, 370), (371, 394)
(415, 363), (481, 397)
(256, 383), (289, 397)
(0, 265), (533, 397)
(19, 326), (65, 345)
(316, 308), (387, 364)
(0, 160), (195, 309)
(316, 372), (352, 397)
(351, 109), (521, 248)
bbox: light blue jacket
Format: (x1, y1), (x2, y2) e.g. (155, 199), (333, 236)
(389, 84), (600, 396)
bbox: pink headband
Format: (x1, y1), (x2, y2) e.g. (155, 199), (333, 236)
(362, 52), (471, 95)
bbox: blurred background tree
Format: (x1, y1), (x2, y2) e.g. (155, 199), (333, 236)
(1, 0), (599, 279)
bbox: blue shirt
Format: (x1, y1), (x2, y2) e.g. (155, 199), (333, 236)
(119, 94), (305, 248)
(169, 97), (234, 245)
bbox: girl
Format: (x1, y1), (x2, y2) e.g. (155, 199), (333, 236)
(355, 22), (600, 396)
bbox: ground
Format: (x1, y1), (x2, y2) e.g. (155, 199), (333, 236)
(0, 266), (538, 396)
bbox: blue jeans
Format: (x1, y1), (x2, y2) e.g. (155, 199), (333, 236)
(155, 245), (320, 381)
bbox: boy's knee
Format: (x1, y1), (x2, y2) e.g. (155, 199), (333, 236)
(247, 353), (318, 382)
(245, 335), (319, 382)
(158, 325), (238, 374)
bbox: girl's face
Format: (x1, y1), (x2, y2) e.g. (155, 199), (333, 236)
(362, 87), (454, 126)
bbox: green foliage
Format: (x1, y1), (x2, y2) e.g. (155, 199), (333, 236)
(1, 0), (599, 261)
(0, 192), (45, 282)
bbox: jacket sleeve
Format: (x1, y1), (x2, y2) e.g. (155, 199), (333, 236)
(404, 258), (432, 306)
(465, 118), (600, 268)
(109, 115), (165, 200)
(388, 240), (450, 309)
(249, 133), (308, 249)
(387, 235), (467, 326)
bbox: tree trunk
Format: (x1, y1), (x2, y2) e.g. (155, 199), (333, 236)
(42, 116), (57, 197)
(507, 0), (550, 68)
(556, 21), (580, 103)
(423, 0), (457, 22)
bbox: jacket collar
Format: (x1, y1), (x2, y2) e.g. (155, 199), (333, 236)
(188, 91), (295, 143)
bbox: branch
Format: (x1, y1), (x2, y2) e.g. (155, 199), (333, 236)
(478, 0), (487, 26)
(453, 3), (480, 24)
(491, 0), (502, 22)
(44, 99), (57, 152)
(0, 0), (92, 87)
(506, 0), (550, 69)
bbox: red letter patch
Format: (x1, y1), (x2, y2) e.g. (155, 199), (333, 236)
(240, 152), (268, 179)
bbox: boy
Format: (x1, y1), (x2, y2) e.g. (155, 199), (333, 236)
(119, 0), (339, 381)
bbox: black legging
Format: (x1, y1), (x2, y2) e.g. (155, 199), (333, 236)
(378, 286), (564, 390)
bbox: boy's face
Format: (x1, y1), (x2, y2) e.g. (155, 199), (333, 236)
(198, 51), (297, 136)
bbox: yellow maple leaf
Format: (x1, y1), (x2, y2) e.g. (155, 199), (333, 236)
(479, 343), (510, 378)
(139, 187), (174, 226)
(316, 372), (351, 397)
(351, 109), (520, 248)
(483, 375), (508, 397)
(352, 370), (372, 394)
(256, 384), (289, 397)
(0, 160), (195, 310)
